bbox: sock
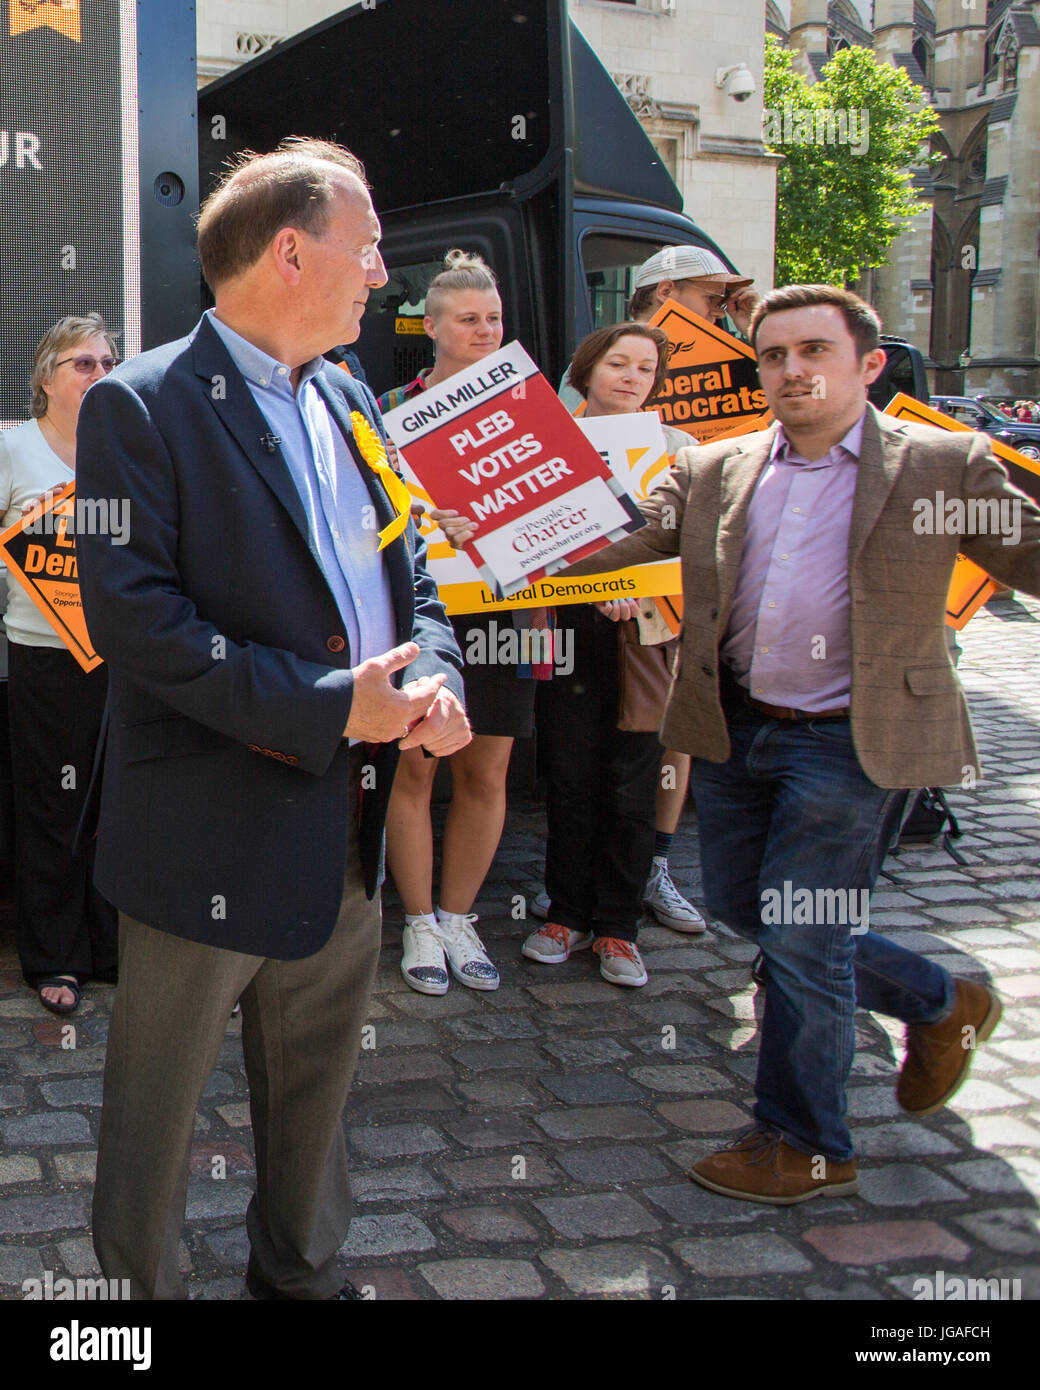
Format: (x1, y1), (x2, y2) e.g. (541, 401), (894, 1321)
(405, 910), (436, 927)
(653, 831), (673, 860)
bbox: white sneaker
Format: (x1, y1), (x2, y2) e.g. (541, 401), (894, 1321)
(400, 915), (448, 995)
(643, 857), (707, 934)
(530, 892), (551, 921)
(593, 937), (648, 988)
(521, 922), (594, 963)
(435, 910), (500, 991)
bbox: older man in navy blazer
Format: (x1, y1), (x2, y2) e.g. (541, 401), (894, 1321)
(76, 139), (469, 1300)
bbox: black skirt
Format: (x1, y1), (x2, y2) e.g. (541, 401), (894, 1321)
(451, 612), (537, 738)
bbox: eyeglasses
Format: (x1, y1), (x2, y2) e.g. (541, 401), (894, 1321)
(702, 294), (729, 311)
(54, 354), (120, 375)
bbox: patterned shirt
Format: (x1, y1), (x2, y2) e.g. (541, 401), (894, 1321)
(377, 368), (434, 414)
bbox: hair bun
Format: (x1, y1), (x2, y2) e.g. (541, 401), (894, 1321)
(425, 250), (500, 321)
(443, 248), (489, 273)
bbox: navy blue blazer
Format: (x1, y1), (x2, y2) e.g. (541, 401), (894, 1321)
(76, 315), (463, 959)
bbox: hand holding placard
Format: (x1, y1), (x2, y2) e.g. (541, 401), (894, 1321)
(380, 342), (646, 598)
(429, 508), (476, 550)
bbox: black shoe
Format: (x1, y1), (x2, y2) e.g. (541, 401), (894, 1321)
(750, 951), (767, 988)
(246, 1267), (364, 1301)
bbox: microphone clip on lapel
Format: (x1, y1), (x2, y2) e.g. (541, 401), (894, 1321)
(261, 433), (281, 454)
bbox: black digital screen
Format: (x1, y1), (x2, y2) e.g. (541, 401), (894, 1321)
(0, 1), (135, 424)
(199, 0), (556, 216)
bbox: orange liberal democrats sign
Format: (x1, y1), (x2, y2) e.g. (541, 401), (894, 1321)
(9, 0), (81, 42)
(884, 392), (1040, 630)
(648, 298), (773, 445)
(0, 483), (101, 670)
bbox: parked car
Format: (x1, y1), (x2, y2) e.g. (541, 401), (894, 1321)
(930, 396), (1040, 461)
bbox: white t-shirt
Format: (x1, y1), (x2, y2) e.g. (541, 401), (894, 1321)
(0, 419), (75, 648)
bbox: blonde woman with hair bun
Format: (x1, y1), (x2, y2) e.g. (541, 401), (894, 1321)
(378, 250), (536, 998)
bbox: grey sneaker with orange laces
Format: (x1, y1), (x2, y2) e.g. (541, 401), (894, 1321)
(521, 921), (594, 963)
(593, 936), (648, 987)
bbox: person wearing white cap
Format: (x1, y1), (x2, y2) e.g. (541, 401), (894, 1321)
(627, 245), (759, 337)
(561, 246), (759, 411)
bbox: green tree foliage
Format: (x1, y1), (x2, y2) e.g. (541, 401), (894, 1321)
(763, 37), (941, 285)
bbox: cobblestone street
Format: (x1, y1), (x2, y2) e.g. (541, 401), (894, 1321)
(2, 596), (1040, 1302)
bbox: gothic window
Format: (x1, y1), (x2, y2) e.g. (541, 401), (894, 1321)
(826, 1), (870, 59)
(765, 1), (787, 39)
(1003, 45), (1018, 90)
(912, 35), (934, 86)
(962, 138), (987, 187)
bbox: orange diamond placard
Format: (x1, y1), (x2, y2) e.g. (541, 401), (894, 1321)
(0, 484), (101, 671)
(884, 392), (1040, 631)
(648, 298), (773, 446)
(9, 0), (81, 42)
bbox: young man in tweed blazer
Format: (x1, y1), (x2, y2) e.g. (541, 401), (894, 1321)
(567, 284), (1040, 1203)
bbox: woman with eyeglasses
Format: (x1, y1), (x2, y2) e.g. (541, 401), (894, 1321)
(0, 314), (120, 1013)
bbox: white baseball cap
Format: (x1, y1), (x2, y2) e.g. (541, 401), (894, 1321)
(634, 245), (753, 293)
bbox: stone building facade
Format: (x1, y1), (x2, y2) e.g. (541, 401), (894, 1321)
(195, 0), (779, 293)
(774, 0), (1039, 398)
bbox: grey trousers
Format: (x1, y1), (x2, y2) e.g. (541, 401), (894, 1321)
(91, 820), (381, 1300)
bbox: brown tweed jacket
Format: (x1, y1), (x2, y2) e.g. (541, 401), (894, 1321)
(569, 404), (1040, 788)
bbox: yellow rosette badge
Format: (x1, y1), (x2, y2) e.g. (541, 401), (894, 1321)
(350, 412), (411, 551)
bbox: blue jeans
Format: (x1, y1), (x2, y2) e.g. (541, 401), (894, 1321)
(691, 707), (954, 1162)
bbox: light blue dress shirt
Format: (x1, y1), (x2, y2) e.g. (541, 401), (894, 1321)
(207, 310), (396, 668)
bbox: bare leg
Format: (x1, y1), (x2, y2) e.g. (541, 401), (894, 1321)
(440, 735), (514, 914)
(656, 750), (691, 835)
(385, 747), (439, 915)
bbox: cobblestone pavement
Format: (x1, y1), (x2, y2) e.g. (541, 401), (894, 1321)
(2, 597), (1040, 1303)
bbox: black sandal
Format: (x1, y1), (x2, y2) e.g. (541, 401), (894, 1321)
(37, 976), (81, 1015)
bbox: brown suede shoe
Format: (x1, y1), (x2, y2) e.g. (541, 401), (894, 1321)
(689, 1129), (858, 1205)
(897, 978), (1002, 1116)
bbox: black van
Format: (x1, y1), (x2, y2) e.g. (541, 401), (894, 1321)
(198, 0), (736, 397)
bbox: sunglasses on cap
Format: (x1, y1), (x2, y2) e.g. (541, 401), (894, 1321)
(54, 354), (120, 375)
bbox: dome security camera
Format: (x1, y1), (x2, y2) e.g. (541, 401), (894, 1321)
(715, 64), (756, 103)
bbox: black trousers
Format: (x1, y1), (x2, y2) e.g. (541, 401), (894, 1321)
(7, 642), (117, 985)
(537, 606), (659, 941)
